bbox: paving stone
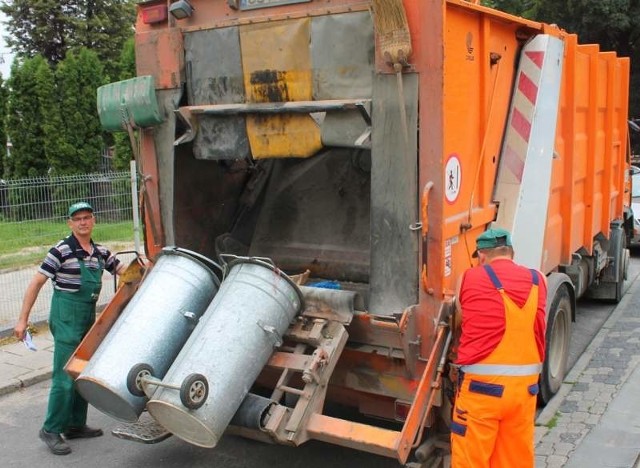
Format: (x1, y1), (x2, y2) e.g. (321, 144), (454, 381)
(566, 423), (588, 432)
(589, 402), (607, 415)
(585, 414), (600, 425)
(568, 412), (588, 423)
(554, 443), (574, 456)
(559, 400), (578, 413)
(545, 455), (568, 467)
(571, 382), (589, 392)
(559, 432), (581, 444)
(536, 443), (554, 456)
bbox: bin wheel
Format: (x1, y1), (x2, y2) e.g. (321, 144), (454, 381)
(127, 363), (155, 397)
(180, 373), (209, 410)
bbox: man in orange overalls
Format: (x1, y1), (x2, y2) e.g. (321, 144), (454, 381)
(451, 228), (546, 468)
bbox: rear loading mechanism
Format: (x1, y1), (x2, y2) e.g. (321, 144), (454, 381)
(109, 269), (351, 446)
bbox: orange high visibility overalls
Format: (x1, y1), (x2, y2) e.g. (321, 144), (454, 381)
(451, 265), (542, 468)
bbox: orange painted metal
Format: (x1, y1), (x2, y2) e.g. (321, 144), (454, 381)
(304, 324), (447, 464)
(395, 323), (448, 463)
(135, 28), (183, 90)
(329, 348), (421, 402)
(137, 0), (370, 34)
(139, 130), (164, 259)
(547, 40), (629, 268)
(305, 413), (400, 459)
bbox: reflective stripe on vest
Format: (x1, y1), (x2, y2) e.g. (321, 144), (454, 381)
(460, 363), (543, 376)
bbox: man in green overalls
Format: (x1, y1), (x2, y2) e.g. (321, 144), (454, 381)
(14, 201), (124, 455)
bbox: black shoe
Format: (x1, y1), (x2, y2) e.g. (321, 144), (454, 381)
(63, 425), (104, 439)
(39, 428), (72, 455)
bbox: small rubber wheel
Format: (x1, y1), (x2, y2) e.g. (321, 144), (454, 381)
(180, 373), (209, 410)
(126, 363), (155, 397)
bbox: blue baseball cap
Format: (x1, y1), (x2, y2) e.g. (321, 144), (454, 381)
(472, 228), (512, 257)
(68, 202), (94, 218)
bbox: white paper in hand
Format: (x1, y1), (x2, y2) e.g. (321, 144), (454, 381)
(23, 330), (37, 351)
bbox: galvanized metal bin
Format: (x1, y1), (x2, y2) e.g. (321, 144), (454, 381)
(75, 247), (221, 422)
(146, 257), (303, 447)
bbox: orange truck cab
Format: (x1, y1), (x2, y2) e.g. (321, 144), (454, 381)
(69, 0), (631, 464)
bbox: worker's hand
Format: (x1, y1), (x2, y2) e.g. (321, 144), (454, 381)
(14, 319), (28, 341)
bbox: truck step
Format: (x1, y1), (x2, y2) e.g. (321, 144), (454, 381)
(111, 413), (172, 444)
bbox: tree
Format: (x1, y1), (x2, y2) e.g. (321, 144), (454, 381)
(485, 0), (640, 125)
(0, 74), (7, 177)
(482, 0), (537, 18)
(0, 0), (70, 64)
(0, 0), (136, 79)
(45, 48), (105, 175)
(530, 0), (639, 57)
(70, 0), (137, 81)
(113, 37), (136, 171)
(4, 56), (55, 178)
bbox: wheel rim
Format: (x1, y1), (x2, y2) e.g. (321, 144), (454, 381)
(548, 307), (568, 380)
(136, 369), (151, 392)
(189, 381), (206, 405)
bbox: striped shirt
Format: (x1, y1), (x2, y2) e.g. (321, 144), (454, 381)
(38, 234), (121, 293)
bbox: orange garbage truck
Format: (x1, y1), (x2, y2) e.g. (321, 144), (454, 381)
(68, 0), (631, 465)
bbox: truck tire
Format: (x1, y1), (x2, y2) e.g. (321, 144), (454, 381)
(540, 285), (572, 404)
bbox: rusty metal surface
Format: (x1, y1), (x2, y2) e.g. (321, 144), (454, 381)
(310, 11), (373, 100)
(185, 27), (250, 160)
(135, 29), (183, 90)
(240, 19), (322, 158)
(299, 286), (357, 324)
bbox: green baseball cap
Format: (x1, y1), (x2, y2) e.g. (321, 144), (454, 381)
(472, 227), (512, 257)
(68, 201), (94, 217)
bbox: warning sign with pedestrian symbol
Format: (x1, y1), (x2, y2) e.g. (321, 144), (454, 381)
(445, 154), (462, 204)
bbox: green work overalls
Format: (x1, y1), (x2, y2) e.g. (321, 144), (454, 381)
(43, 256), (103, 434)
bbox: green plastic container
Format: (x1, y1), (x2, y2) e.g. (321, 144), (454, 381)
(97, 76), (163, 132)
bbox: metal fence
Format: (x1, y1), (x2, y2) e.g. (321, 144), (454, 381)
(0, 171), (137, 334)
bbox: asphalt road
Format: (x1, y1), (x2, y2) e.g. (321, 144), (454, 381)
(0, 381), (401, 468)
(2, 255), (639, 468)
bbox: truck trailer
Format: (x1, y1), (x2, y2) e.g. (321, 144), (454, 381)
(67, 0), (632, 464)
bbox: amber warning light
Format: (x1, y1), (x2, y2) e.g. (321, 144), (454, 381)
(141, 4), (168, 24)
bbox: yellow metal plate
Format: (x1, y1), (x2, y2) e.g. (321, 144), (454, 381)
(240, 19), (322, 158)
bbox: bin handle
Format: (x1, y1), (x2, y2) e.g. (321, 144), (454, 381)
(169, 247), (223, 274)
(219, 254), (278, 280)
(112, 250), (147, 292)
(219, 253), (275, 266)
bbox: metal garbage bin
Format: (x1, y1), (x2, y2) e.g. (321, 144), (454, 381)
(146, 257), (303, 447)
(75, 247), (221, 422)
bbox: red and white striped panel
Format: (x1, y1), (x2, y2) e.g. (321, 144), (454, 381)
(501, 49), (545, 184)
(493, 35), (564, 269)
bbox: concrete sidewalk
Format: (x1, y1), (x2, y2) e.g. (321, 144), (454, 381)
(2, 286), (640, 467)
(0, 328), (54, 397)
